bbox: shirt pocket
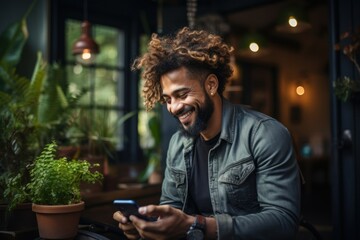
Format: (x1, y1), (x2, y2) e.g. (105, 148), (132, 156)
(169, 167), (186, 198)
(218, 158), (259, 211)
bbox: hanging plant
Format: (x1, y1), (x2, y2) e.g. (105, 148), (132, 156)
(334, 27), (360, 102)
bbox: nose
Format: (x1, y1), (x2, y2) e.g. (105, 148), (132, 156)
(168, 99), (184, 116)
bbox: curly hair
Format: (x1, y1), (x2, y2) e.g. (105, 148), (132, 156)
(132, 27), (234, 111)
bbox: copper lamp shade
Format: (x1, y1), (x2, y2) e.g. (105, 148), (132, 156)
(72, 20), (99, 65)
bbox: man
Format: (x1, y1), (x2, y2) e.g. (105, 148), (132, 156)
(113, 27), (301, 239)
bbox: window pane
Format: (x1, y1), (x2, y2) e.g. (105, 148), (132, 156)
(66, 64), (92, 105)
(68, 108), (128, 151)
(92, 108), (128, 151)
(65, 18), (130, 158)
(95, 68), (122, 107)
(65, 19), (81, 61)
(138, 110), (156, 149)
(94, 25), (125, 68)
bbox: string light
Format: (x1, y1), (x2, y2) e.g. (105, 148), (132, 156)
(187, 0), (197, 29)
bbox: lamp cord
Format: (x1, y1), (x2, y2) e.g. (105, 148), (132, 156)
(84, 0), (88, 21)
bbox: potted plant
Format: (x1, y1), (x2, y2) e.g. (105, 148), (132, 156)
(68, 108), (135, 157)
(63, 108), (136, 192)
(5, 141), (103, 239)
(1, 0), (84, 216)
(0, 5), (64, 230)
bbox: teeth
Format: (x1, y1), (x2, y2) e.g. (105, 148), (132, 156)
(179, 111), (192, 119)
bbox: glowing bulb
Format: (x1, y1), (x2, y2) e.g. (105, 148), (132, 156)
(75, 49), (97, 65)
(288, 16), (298, 28)
(296, 86), (305, 96)
(249, 42), (259, 52)
(82, 49), (92, 60)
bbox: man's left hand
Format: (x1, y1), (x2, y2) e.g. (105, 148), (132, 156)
(129, 204), (194, 240)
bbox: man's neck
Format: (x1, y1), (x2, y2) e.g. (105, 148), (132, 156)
(200, 95), (222, 141)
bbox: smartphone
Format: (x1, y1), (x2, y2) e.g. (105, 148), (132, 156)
(113, 199), (156, 221)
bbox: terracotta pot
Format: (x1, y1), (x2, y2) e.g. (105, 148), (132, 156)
(32, 201), (84, 239)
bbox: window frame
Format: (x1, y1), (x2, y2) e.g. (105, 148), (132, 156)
(49, 1), (143, 163)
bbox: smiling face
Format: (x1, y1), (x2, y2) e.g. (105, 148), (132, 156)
(160, 67), (215, 138)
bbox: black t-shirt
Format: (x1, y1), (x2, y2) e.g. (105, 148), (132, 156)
(188, 134), (220, 215)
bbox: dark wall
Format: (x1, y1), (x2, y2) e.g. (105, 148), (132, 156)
(329, 0), (360, 238)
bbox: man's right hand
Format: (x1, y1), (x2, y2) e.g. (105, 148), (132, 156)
(113, 211), (141, 240)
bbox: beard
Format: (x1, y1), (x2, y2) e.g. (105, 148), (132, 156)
(175, 93), (214, 138)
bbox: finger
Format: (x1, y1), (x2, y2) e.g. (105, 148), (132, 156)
(129, 215), (148, 225)
(119, 222), (136, 232)
(139, 204), (173, 219)
(113, 211), (128, 223)
(130, 214), (164, 235)
(119, 222), (140, 239)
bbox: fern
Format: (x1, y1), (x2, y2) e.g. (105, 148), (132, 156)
(7, 141), (103, 207)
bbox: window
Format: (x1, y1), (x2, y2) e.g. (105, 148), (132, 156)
(64, 19), (134, 159)
(62, 18), (156, 164)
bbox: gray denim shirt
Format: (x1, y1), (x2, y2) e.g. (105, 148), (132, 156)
(160, 99), (301, 240)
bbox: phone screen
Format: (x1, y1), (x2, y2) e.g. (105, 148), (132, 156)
(113, 199), (156, 221)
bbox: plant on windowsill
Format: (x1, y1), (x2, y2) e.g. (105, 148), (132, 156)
(4, 141), (103, 239)
(138, 109), (162, 184)
(334, 27), (360, 102)
(63, 108), (136, 192)
(68, 108), (136, 158)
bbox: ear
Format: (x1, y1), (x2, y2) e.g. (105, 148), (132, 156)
(205, 74), (219, 96)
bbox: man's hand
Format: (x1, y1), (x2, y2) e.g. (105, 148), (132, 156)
(114, 205), (217, 239)
(113, 210), (141, 240)
(130, 205), (194, 240)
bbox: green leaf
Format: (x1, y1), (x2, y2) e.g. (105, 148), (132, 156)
(26, 52), (47, 123)
(0, 0), (37, 66)
(148, 114), (161, 147)
(0, 19), (28, 67)
(37, 63), (69, 123)
(0, 91), (12, 109)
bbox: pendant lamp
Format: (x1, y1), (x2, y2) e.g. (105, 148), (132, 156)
(238, 32), (269, 57)
(72, 0), (99, 65)
(275, 3), (311, 34)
